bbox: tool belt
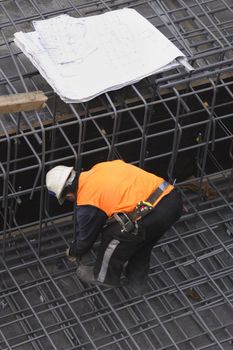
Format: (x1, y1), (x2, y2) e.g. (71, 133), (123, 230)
(111, 180), (170, 234)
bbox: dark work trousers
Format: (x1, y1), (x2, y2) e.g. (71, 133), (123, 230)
(93, 189), (183, 286)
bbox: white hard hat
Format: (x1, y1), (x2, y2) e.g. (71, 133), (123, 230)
(46, 165), (74, 204)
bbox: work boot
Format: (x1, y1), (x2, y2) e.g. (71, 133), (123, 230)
(76, 265), (119, 288)
(65, 248), (77, 263)
(125, 274), (152, 296)
(126, 279), (152, 296)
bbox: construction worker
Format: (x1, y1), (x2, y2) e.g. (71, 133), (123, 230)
(46, 160), (183, 292)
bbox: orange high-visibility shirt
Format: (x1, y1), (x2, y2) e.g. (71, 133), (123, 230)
(77, 160), (173, 217)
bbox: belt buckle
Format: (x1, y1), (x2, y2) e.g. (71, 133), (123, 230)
(113, 213), (135, 233)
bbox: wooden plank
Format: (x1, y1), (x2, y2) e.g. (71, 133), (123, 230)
(0, 91), (48, 114)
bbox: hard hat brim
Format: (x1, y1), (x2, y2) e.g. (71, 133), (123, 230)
(57, 167), (74, 205)
(46, 165), (74, 205)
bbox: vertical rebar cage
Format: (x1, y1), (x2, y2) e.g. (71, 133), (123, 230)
(0, 0), (233, 349)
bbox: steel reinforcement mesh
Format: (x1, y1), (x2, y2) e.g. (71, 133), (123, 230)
(1, 0), (233, 349)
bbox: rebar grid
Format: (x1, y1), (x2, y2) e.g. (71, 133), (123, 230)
(0, 0), (233, 349)
(1, 184), (233, 350)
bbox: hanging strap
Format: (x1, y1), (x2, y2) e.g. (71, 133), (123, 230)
(111, 180), (170, 233)
(128, 180), (170, 221)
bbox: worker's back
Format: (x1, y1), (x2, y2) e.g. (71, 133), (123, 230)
(77, 160), (173, 216)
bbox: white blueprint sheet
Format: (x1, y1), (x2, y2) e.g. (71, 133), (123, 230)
(14, 9), (191, 103)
